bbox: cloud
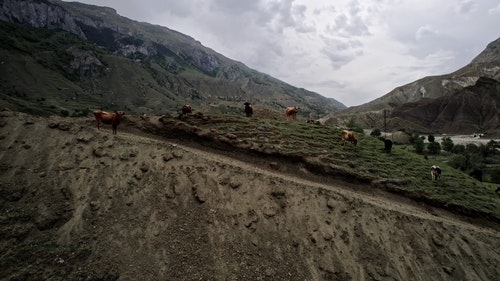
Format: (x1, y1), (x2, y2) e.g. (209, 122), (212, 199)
(488, 3), (500, 14)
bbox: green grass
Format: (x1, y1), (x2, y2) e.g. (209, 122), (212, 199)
(168, 114), (500, 221)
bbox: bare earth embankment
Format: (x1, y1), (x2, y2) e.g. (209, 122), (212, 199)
(0, 111), (499, 281)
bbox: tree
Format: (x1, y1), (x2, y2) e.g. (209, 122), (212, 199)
(427, 142), (441, 155)
(346, 117), (363, 133)
(441, 137), (454, 152)
(428, 135), (435, 142)
(413, 136), (424, 153)
(451, 144), (465, 154)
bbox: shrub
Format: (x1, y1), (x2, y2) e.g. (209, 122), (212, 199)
(428, 135), (435, 142)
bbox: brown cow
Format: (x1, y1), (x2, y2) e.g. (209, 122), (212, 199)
(182, 104), (192, 115)
(285, 106), (300, 120)
(243, 102), (253, 117)
(93, 110), (125, 135)
(341, 130), (357, 145)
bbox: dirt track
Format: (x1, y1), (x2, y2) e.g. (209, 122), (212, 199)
(1, 111), (499, 281)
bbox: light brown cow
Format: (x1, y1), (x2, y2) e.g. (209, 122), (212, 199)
(341, 130), (357, 145)
(93, 110), (125, 135)
(285, 106), (300, 120)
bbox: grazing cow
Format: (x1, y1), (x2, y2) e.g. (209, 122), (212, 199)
(341, 130), (357, 146)
(431, 165), (441, 181)
(182, 104), (192, 115)
(93, 110), (125, 135)
(243, 102), (253, 117)
(285, 106), (300, 120)
(384, 139), (393, 153)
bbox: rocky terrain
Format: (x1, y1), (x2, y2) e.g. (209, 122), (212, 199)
(1, 110), (499, 281)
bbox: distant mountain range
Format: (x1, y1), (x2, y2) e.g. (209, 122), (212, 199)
(0, 0), (345, 118)
(322, 38), (500, 135)
(1, 0), (499, 135)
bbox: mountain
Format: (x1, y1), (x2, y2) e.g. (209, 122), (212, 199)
(322, 37), (500, 135)
(0, 0), (345, 117)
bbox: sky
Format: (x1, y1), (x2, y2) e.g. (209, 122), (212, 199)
(65, 0), (500, 107)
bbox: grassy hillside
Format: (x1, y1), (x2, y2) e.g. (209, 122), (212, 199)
(141, 113), (500, 221)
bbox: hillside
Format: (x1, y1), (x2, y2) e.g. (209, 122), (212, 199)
(0, 0), (345, 118)
(323, 37), (500, 135)
(1, 109), (499, 280)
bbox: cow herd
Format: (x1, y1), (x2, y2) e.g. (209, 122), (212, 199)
(91, 104), (443, 181)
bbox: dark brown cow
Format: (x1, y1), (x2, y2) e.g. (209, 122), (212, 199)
(93, 110), (125, 135)
(341, 130), (357, 146)
(243, 102), (253, 117)
(285, 106), (300, 120)
(182, 104), (192, 115)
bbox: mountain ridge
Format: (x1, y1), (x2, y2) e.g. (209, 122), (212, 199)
(0, 0), (345, 118)
(323, 37), (500, 135)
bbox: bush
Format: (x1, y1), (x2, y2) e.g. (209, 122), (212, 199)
(428, 135), (435, 142)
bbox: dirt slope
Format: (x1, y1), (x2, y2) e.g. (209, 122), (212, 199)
(0, 110), (499, 281)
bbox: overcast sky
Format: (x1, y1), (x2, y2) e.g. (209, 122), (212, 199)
(66, 0), (500, 107)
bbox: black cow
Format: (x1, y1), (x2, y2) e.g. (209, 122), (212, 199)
(244, 102), (253, 117)
(384, 139), (393, 153)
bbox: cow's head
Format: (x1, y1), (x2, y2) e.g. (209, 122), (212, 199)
(115, 111), (125, 119)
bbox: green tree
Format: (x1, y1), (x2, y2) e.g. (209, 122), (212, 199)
(441, 137), (454, 152)
(427, 142), (441, 155)
(413, 136), (424, 153)
(346, 117), (363, 133)
(451, 144), (465, 154)
(449, 154), (467, 170)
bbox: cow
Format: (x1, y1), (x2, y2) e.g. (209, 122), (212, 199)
(384, 139), (393, 153)
(181, 104), (192, 115)
(431, 165), (441, 181)
(243, 102), (253, 117)
(93, 110), (125, 135)
(285, 106), (300, 120)
(341, 130), (357, 146)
